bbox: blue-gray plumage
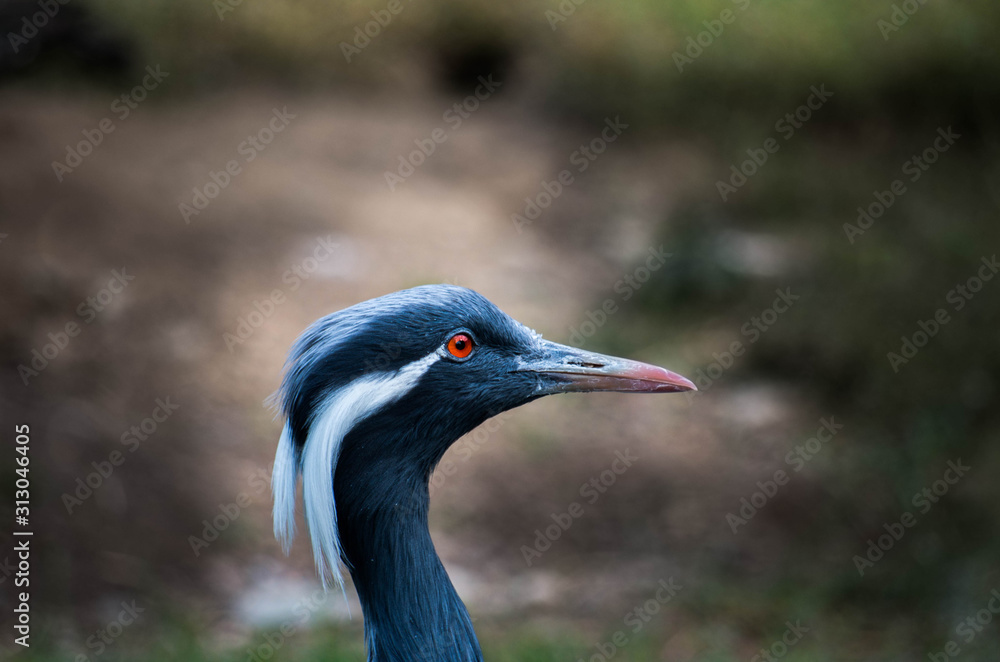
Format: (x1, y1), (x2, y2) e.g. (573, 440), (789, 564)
(271, 285), (694, 662)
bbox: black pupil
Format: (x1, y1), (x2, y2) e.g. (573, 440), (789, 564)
(454, 337), (467, 350)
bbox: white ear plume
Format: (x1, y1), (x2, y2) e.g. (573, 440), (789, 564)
(272, 351), (441, 591)
(272, 422), (298, 554)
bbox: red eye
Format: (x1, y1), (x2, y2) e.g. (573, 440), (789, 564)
(447, 333), (474, 358)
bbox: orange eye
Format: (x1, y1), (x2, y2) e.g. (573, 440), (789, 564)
(447, 333), (474, 358)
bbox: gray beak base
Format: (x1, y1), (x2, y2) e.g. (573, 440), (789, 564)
(520, 340), (696, 395)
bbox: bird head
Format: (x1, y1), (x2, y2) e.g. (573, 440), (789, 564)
(271, 284), (694, 589)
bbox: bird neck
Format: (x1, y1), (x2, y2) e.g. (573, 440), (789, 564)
(336, 449), (484, 662)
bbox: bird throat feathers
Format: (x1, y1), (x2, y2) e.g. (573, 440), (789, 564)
(272, 351), (442, 591)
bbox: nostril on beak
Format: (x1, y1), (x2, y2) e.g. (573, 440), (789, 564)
(565, 358), (605, 369)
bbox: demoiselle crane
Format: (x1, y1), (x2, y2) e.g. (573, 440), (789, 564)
(271, 285), (694, 661)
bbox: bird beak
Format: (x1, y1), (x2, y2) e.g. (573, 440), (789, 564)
(519, 340), (697, 395)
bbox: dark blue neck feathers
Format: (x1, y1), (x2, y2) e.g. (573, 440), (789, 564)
(335, 415), (484, 662)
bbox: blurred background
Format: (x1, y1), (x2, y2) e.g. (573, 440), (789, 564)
(1, 0), (998, 660)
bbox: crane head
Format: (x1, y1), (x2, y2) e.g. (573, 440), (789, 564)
(270, 284), (694, 590)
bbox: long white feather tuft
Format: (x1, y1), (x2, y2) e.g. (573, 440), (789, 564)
(275, 351), (442, 592)
(271, 423), (298, 554)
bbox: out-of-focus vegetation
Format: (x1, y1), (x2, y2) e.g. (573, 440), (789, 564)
(85, 0), (999, 129)
(3, 0), (998, 659)
(0, 623), (654, 662)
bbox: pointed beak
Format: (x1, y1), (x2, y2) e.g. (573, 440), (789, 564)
(518, 340), (697, 395)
